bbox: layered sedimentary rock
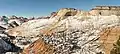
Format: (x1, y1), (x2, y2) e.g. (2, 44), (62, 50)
(90, 6), (120, 16)
(5, 7), (120, 54)
(8, 15), (120, 54)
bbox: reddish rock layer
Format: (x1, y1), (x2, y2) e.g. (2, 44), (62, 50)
(22, 38), (54, 54)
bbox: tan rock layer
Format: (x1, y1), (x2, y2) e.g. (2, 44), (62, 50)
(90, 6), (120, 16)
(99, 26), (120, 54)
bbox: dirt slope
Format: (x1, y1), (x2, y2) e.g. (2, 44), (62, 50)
(100, 26), (120, 54)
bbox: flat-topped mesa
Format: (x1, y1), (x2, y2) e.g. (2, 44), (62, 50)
(92, 6), (120, 10)
(90, 6), (120, 16)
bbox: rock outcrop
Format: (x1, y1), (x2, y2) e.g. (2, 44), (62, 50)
(22, 38), (54, 54)
(52, 8), (78, 17)
(90, 6), (120, 16)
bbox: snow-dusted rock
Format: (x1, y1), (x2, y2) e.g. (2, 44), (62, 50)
(6, 15), (120, 54)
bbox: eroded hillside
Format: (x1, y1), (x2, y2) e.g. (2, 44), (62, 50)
(1, 7), (120, 54)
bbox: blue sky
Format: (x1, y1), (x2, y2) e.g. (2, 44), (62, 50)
(0, 0), (120, 17)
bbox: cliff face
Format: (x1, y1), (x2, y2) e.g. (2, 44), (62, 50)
(90, 6), (120, 16)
